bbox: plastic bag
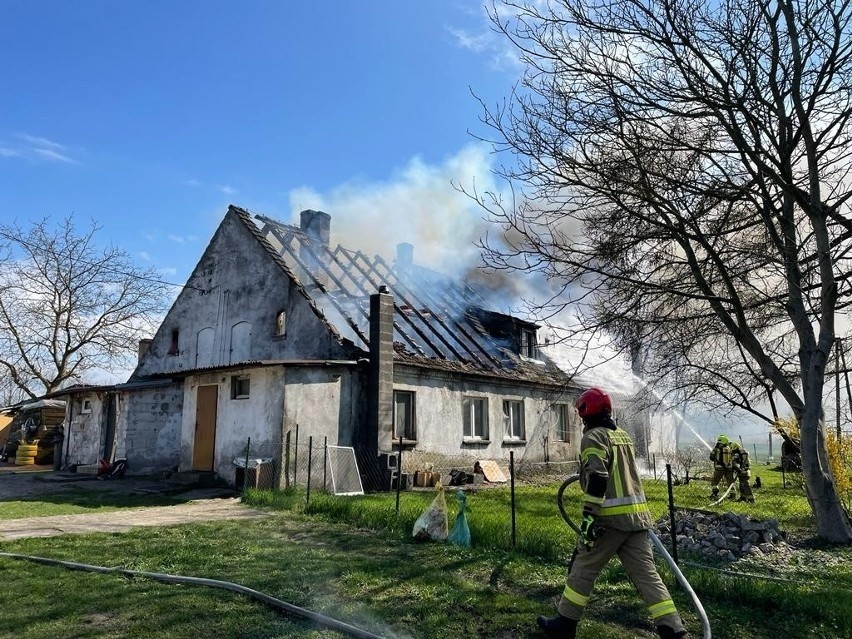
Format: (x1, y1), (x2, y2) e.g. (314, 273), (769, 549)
(412, 482), (449, 541)
(448, 490), (471, 547)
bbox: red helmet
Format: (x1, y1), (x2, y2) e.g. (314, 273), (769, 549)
(575, 388), (612, 419)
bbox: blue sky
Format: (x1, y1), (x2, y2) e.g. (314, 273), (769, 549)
(1, 1), (516, 285)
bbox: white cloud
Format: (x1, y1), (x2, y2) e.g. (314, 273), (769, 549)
(0, 133), (77, 163)
(139, 251), (151, 261)
(16, 133), (66, 150)
(158, 267), (178, 277)
(218, 184), (237, 196)
(167, 234), (186, 244)
(33, 148), (76, 163)
(186, 179), (202, 187)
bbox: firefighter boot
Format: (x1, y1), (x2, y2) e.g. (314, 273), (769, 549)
(657, 625), (690, 639)
(536, 614), (578, 638)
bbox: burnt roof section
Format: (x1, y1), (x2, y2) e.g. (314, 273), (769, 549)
(232, 206), (572, 386)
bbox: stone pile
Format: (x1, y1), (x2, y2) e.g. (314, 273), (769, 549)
(655, 510), (789, 562)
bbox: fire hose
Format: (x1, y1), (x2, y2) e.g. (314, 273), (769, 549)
(0, 552), (387, 639)
(556, 476), (712, 639)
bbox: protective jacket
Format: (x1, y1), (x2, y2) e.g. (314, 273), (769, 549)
(579, 416), (652, 531)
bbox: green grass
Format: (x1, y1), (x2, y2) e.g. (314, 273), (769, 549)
(0, 485), (185, 520)
(0, 469), (847, 638)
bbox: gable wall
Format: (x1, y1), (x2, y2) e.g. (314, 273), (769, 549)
(134, 210), (349, 379)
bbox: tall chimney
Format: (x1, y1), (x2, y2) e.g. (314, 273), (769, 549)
(300, 209), (331, 248)
(396, 242), (414, 269)
(299, 210), (331, 284)
(361, 286), (394, 489)
(137, 339), (153, 364)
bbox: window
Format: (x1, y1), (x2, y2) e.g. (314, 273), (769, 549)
(503, 400), (525, 440)
(552, 404), (570, 442)
(168, 329), (180, 355)
(520, 329), (537, 358)
(231, 375), (250, 399)
(275, 311), (286, 336)
(393, 390), (416, 440)
(463, 396), (488, 440)
(80, 399), (92, 414)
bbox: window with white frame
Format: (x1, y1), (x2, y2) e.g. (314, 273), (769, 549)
(393, 390), (416, 440)
(462, 396), (488, 440)
(503, 399), (525, 440)
(552, 404), (570, 442)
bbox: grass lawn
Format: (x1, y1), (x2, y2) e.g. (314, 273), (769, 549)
(0, 468), (848, 638)
(0, 485), (185, 520)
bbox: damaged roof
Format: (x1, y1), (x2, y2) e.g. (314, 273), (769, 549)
(232, 206), (573, 387)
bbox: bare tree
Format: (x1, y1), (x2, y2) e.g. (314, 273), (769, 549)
(0, 216), (170, 399)
(476, 0), (852, 541)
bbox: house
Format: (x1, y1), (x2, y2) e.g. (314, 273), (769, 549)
(57, 206), (607, 487)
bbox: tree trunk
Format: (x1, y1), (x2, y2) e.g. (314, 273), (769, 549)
(800, 390), (852, 542)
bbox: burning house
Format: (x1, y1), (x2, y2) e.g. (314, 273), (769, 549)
(57, 206), (596, 487)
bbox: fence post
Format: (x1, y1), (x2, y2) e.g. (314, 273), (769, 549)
(395, 435), (403, 513)
(243, 437), (251, 491)
(652, 453), (657, 480)
(293, 423), (300, 486)
(665, 463), (678, 565)
(284, 431), (291, 489)
(306, 436), (313, 507)
(510, 450), (517, 549)
(323, 436), (328, 492)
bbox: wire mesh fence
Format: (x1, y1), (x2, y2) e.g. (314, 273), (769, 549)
(249, 427), (850, 576)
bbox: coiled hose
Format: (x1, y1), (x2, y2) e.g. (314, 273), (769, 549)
(556, 475), (712, 639)
(0, 551), (387, 639)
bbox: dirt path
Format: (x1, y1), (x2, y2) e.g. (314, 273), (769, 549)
(0, 497), (270, 540)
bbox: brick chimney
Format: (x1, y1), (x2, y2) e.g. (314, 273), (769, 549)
(137, 339), (153, 364)
(362, 286), (394, 487)
(299, 209), (330, 284)
(300, 209), (330, 247)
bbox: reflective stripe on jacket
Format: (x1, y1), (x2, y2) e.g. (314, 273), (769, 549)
(579, 425), (652, 531)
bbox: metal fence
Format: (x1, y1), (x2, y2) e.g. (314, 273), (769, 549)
(246, 427), (851, 560)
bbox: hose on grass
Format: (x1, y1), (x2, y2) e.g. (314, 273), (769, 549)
(0, 551), (387, 639)
(556, 475), (712, 639)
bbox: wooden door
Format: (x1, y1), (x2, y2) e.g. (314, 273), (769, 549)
(192, 385), (218, 471)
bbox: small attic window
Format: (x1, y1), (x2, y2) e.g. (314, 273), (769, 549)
(520, 328), (537, 358)
(168, 329), (180, 355)
(275, 310), (286, 336)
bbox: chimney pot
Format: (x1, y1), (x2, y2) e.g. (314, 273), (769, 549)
(378, 285), (390, 294)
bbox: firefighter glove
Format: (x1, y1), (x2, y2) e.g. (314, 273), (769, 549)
(579, 511), (599, 547)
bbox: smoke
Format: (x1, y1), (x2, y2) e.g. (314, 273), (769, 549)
(288, 143), (501, 281)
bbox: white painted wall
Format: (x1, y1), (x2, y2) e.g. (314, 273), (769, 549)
(389, 366), (582, 464)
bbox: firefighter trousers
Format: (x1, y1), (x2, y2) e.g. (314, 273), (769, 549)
(556, 528), (686, 633)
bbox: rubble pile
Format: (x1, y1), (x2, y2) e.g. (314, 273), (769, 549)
(655, 510), (789, 562)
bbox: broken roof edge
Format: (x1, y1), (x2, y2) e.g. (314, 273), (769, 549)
(227, 205), (352, 348)
(395, 358), (576, 390)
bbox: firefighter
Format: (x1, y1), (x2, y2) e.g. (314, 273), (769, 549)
(709, 435), (736, 499)
(537, 388), (690, 639)
(731, 442), (755, 502)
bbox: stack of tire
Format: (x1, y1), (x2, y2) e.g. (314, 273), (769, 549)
(15, 441), (39, 466)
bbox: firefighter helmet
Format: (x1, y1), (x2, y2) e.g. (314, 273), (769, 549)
(717, 435), (729, 444)
(575, 388), (612, 419)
